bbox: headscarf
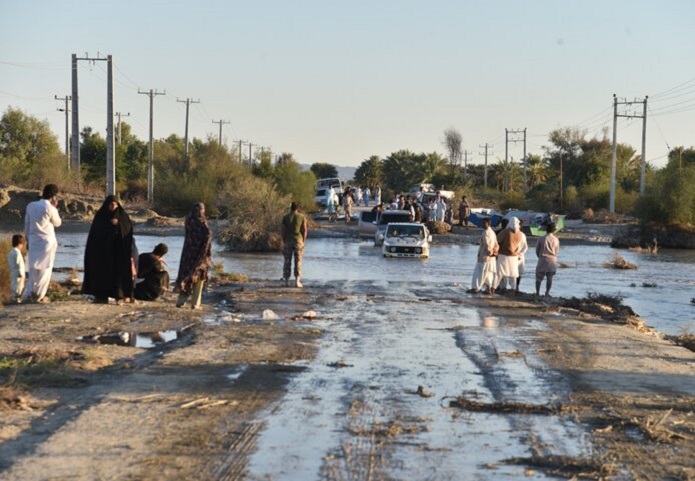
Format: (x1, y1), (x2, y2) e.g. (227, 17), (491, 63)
(508, 216), (520, 233)
(176, 202), (212, 294)
(83, 195), (134, 298)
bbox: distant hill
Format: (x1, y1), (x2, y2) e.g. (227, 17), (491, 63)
(299, 164), (356, 182)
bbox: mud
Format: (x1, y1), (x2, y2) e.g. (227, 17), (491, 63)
(0, 218), (694, 480)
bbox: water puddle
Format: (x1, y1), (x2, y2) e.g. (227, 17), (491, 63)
(78, 330), (181, 348)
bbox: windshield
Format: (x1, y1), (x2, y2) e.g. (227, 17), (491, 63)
(378, 213), (411, 225)
(386, 225), (425, 238)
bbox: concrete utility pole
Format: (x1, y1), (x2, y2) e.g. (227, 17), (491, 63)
(212, 119), (230, 146)
(236, 140), (247, 163)
(176, 98), (200, 165)
(106, 55), (115, 196)
(504, 128), (526, 192)
(71, 53), (114, 194)
(54, 95), (71, 166)
(114, 112), (130, 145)
(71, 54), (79, 173)
(139, 89), (166, 202)
(462, 150), (472, 180)
(248, 143), (255, 164)
(610, 94), (648, 212)
(479, 143), (493, 189)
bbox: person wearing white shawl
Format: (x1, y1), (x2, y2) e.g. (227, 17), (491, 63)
(470, 217), (499, 293)
(494, 216), (523, 292)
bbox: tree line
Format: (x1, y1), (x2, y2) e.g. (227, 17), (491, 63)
(1, 106), (694, 227)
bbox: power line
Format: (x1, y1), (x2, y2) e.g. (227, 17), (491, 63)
(651, 75), (695, 99)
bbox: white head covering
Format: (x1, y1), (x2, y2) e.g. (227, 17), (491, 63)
(508, 216), (520, 232)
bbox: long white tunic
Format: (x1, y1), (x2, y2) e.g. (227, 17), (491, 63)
(471, 227), (498, 291)
(24, 199), (61, 270)
(518, 231), (528, 275)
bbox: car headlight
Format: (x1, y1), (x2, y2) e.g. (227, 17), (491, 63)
(390, 246), (397, 252)
(415, 247), (422, 254)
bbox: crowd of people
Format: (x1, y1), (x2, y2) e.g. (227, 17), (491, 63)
(7, 184), (559, 308)
(470, 216), (560, 296)
(8, 184), (213, 309)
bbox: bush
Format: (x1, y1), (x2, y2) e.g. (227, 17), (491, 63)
(217, 176), (291, 252)
(0, 237), (12, 302)
(498, 191), (527, 211)
(637, 164), (695, 225)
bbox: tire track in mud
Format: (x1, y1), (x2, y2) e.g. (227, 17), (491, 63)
(246, 281), (597, 479)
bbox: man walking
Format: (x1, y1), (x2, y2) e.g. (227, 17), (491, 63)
(23, 184), (62, 303)
(281, 202), (308, 288)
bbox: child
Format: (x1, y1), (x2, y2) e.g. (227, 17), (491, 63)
(7, 234), (26, 303)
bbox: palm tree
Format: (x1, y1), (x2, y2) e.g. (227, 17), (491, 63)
(418, 152), (448, 183)
(526, 153), (550, 188)
(354, 155), (383, 188)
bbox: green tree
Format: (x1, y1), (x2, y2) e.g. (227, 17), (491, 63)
(0, 107), (64, 186)
(525, 153), (550, 188)
(310, 162), (339, 179)
(273, 157), (316, 211)
(354, 155), (383, 188)
(417, 152), (448, 183)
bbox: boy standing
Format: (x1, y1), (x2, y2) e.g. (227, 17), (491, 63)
(8, 234), (26, 303)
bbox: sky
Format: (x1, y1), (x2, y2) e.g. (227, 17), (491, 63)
(2, 0), (694, 169)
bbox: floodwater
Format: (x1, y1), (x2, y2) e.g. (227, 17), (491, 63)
(49, 232), (695, 336)
(245, 283), (592, 479)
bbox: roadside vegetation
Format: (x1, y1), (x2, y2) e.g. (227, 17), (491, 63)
(2, 107), (694, 250)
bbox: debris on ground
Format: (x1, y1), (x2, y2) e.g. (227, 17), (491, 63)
(503, 454), (616, 480)
(262, 309), (279, 320)
(327, 360), (353, 368)
(604, 254), (637, 270)
(449, 396), (570, 415)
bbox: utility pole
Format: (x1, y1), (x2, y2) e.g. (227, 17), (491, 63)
(212, 119), (230, 146)
(54, 95), (71, 167)
(479, 143), (493, 189)
(71, 53), (114, 194)
(114, 112), (130, 145)
(176, 98), (200, 166)
(248, 143), (255, 164)
(505, 128), (526, 192)
(462, 150), (472, 180)
(139, 89), (166, 202)
(236, 140), (247, 163)
(610, 94), (648, 212)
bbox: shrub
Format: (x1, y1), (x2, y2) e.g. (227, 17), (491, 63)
(637, 164), (695, 225)
(0, 237), (12, 302)
(217, 175), (290, 252)
(498, 191), (527, 211)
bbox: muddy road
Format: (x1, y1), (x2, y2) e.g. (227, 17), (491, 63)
(1, 270), (694, 480)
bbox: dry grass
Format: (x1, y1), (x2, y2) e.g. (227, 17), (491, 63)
(0, 347), (111, 390)
(0, 236), (17, 302)
(604, 254), (638, 270)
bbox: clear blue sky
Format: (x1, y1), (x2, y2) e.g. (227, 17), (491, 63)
(2, 0), (694, 168)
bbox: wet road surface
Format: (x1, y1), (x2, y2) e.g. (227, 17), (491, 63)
(244, 281), (592, 480)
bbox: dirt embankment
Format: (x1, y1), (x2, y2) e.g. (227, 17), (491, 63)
(0, 184), (182, 232)
(612, 222), (695, 249)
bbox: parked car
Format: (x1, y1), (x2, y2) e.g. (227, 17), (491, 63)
(373, 210), (413, 246)
(381, 223), (432, 259)
(357, 210), (379, 238)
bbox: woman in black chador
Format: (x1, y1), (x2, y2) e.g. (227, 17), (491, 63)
(83, 195), (136, 303)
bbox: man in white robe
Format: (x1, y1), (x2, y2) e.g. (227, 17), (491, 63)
(470, 218), (498, 293)
(23, 184), (62, 303)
